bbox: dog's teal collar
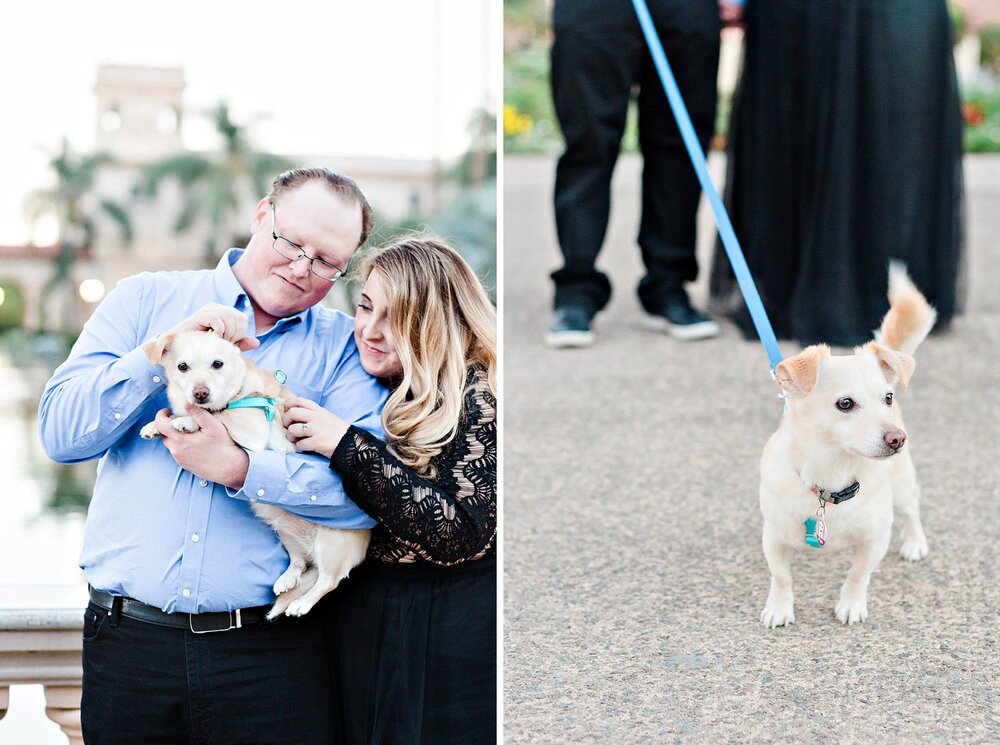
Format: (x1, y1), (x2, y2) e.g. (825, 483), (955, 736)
(227, 396), (277, 423)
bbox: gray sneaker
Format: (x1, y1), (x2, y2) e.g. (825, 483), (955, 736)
(545, 306), (596, 348)
(643, 292), (720, 341)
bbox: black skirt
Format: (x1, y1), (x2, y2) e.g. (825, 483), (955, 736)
(320, 556), (497, 745)
(709, 0), (965, 347)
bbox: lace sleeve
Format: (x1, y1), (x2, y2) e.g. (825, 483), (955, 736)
(329, 370), (496, 565)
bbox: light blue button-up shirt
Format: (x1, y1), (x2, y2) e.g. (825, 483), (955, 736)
(38, 249), (386, 613)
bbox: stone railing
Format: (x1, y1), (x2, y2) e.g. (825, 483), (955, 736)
(0, 586), (85, 745)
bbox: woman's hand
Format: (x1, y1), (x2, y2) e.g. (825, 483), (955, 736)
(282, 396), (350, 459)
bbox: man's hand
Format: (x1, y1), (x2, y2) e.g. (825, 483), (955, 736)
(719, 0), (744, 27)
(169, 303), (259, 352)
(155, 405), (250, 490)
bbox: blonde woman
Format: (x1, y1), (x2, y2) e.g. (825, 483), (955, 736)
(283, 236), (497, 744)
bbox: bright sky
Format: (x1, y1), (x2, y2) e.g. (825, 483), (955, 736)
(0, 0), (498, 245)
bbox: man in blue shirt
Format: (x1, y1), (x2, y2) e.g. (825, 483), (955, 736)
(39, 167), (386, 744)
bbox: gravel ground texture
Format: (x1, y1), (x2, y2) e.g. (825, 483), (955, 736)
(502, 154), (1000, 744)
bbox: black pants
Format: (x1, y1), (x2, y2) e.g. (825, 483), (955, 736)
(550, 0), (720, 315)
(321, 557), (497, 745)
(81, 601), (336, 744)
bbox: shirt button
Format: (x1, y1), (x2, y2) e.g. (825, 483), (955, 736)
(257, 488), (265, 497)
(191, 534), (200, 542)
(200, 479), (208, 487)
(113, 412), (122, 420)
(310, 495), (317, 502)
(153, 376), (162, 383)
(182, 589), (191, 597)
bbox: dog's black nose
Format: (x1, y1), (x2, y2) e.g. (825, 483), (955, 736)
(883, 429), (906, 450)
(193, 385), (210, 404)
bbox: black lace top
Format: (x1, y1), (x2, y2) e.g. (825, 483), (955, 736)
(329, 365), (496, 565)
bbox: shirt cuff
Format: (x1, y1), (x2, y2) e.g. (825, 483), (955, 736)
(227, 449), (298, 504)
(111, 345), (168, 421)
(227, 448), (377, 528)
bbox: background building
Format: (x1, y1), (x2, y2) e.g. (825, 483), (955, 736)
(0, 63), (463, 332)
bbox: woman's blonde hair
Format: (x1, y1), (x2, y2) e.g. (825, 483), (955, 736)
(358, 236), (497, 478)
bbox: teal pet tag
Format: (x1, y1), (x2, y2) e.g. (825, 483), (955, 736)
(804, 516), (827, 548)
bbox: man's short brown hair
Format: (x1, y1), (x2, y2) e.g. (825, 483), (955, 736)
(267, 167), (374, 248)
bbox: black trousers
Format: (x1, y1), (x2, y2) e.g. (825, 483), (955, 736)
(321, 557), (497, 745)
(81, 601), (336, 744)
(550, 0), (720, 315)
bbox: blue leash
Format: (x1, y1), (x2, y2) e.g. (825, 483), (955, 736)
(630, 0), (783, 372)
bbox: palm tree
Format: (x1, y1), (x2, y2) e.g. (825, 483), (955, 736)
(139, 103), (294, 264)
(447, 108), (498, 187)
(23, 139), (133, 331)
(368, 108), (498, 301)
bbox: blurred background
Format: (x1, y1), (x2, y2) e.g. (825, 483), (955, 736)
(0, 1), (497, 740)
(505, 0), (1000, 155)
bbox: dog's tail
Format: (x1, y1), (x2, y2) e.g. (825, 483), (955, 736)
(875, 262), (937, 356)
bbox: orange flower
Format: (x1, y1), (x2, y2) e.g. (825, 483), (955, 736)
(962, 102), (985, 127)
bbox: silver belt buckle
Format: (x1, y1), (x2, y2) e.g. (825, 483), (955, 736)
(188, 608), (242, 634)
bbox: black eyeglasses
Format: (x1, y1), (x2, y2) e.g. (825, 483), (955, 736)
(270, 203), (347, 283)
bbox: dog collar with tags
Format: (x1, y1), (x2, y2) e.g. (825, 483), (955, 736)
(226, 396), (277, 423)
(809, 480), (860, 505)
(795, 469), (860, 505)
(796, 471), (860, 549)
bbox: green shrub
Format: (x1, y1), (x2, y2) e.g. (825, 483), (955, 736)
(949, 1), (967, 43)
(504, 45), (560, 153)
(963, 90), (1000, 153)
(981, 24), (1000, 73)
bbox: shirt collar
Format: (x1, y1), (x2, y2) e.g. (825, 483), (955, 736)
(214, 248), (250, 308)
(214, 248), (308, 335)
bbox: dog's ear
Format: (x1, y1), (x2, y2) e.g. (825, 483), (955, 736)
(141, 332), (176, 366)
(774, 345), (830, 395)
(862, 341), (915, 391)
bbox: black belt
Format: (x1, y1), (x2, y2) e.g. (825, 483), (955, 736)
(88, 587), (272, 634)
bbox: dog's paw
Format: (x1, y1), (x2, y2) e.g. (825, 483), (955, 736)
(272, 568), (302, 596)
(139, 422), (160, 439)
(900, 536), (929, 562)
(761, 600), (795, 628)
(835, 593), (868, 625)
(284, 597), (318, 617)
(170, 416), (199, 433)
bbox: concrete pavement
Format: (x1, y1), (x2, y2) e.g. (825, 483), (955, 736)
(502, 154), (1000, 743)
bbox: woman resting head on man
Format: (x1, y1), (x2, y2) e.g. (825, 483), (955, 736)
(284, 234), (496, 472)
(284, 234), (498, 743)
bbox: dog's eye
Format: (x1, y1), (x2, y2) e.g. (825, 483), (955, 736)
(212, 360), (224, 370)
(835, 397), (856, 412)
(177, 362), (189, 372)
(884, 392), (893, 406)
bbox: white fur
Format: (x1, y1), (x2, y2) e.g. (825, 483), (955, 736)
(760, 270), (935, 627)
(139, 330), (370, 618)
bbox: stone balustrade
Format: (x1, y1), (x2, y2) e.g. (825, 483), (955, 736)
(0, 585), (86, 745)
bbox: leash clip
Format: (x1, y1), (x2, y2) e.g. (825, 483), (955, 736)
(771, 369), (789, 412)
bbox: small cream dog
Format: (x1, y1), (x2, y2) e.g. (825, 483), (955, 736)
(760, 266), (935, 627)
(139, 330), (370, 618)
